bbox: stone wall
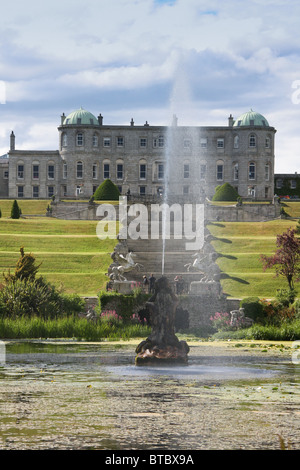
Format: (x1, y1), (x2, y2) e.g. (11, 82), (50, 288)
(205, 201), (281, 222)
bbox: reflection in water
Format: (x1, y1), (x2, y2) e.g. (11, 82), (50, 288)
(0, 341), (299, 450)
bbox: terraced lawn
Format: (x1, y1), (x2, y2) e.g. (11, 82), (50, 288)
(208, 215), (299, 299)
(0, 216), (115, 296)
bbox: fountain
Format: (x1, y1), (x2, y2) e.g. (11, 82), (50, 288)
(135, 276), (189, 364)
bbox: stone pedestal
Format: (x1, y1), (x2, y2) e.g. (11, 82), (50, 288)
(135, 276), (189, 365)
(112, 280), (134, 294)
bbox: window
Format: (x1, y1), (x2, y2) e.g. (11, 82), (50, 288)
(249, 162), (256, 180)
(62, 185), (67, 197)
(290, 179), (297, 189)
(249, 134), (256, 147)
(153, 135), (164, 148)
(104, 163), (110, 179)
(93, 185), (98, 194)
(33, 186), (39, 198)
(103, 137), (111, 147)
(265, 137), (270, 148)
(139, 164), (146, 180)
(217, 163), (224, 181)
(276, 178), (283, 189)
(265, 164), (270, 181)
(76, 133), (83, 146)
(117, 136), (124, 147)
(18, 186), (24, 198)
(92, 164), (97, 179)
(233, 135), (239, 149)
(140, 138), (147, 148)
(183, 186), (189, 195)
(158, 163), (164, 179)
(17, 164), (24, 179)
(76, 161), (83, 179)
(48, 186), (54, 198)
(139, 186), (146, 196)
(200, 138), (207, 148)
(233, 163), (239, 180)
(48, 164), (55, 180)
(63, 163), (67, 179)
(184, 164), (189, 178)
(117, 163), (123, 180)
(33, 165), (39, 179)
(200, 164), (206, 180)
(62, 133), (67, 147)
(93, 134), (98, 147)
(217, 138), (224, 148)
(265, 187), (269, 198)
(248, 186), (256, 197)
(184, 139), (191, 149)
(4, 170), (8, 179)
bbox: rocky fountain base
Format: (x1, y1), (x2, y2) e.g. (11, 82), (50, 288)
(135, 276), (189, 365)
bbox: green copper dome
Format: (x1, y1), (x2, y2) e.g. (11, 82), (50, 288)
(233, 110), (269, 127)
(63, 107), (99, 126)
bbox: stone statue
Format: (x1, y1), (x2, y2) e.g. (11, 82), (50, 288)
(106, 250), (144, 281)
(230, 308), (254, 328)
(135, 276), (189, 364)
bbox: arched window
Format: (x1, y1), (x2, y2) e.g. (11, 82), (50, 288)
(265, 163), (270, 181)
(76, 132), (83, 146)
(249, 134), (256, 148)
(77, 161), (83, 178)
(249, 162), (256, 180)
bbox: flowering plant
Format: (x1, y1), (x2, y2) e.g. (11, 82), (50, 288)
(210, 311), (231, 331)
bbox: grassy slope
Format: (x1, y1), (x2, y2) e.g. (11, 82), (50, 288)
(208, 201), (300, 299)
(0, 199), (299, 299)
(0, 201), (116, 296)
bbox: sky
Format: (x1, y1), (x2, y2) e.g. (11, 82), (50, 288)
(0, 0), (300, 173)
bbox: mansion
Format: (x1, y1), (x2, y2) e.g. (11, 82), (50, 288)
(0, 108), (276, 201)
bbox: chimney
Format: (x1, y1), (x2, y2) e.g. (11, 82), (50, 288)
(98, 114), (103, 125)
(10, 131), (15, 151)
(228, 114), (234, 127)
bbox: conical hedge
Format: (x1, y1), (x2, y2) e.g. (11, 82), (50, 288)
(93, 179), (120, 201)
(212, 183), (239, 201)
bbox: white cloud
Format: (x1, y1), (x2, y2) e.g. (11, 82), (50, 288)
(0, 0), (300, 170)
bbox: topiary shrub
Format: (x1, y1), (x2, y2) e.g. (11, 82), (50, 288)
(11, 200), (21, 219)
(240, 296), (264, 321)
(93, 179), (120, 201)
(212, 183), (239, 202)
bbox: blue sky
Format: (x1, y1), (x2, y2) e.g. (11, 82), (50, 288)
(1, 0), (300, 173)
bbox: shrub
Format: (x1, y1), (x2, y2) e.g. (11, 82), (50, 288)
(275, 288), (297, 306)
(240, 296), (264, 321)
(93, 179), (120, 201)
(212, 183), (239, 202)
(11, 200), (21, 219)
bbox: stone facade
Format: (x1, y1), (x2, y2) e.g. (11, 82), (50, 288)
(1, 108), (276, 201)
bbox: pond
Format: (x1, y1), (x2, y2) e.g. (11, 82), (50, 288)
(0, 340), (299, 450)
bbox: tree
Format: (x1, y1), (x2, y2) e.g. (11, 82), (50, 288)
(11, 200), (21, 219)
(93, 179), (120, 201)
(212, 183), (239, 202)
(260, 228), (300, 291)
(3, 246), (41, 284)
